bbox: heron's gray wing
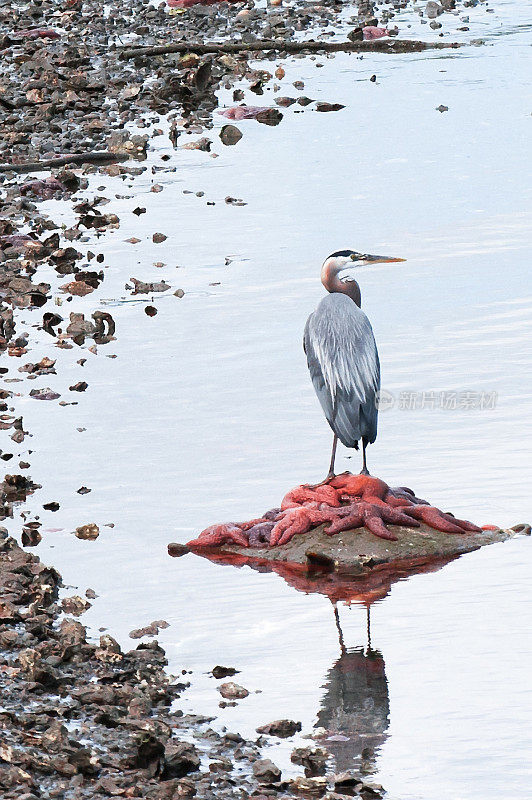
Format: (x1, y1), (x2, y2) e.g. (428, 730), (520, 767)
(304, 312), (334, 428)
(304, 295), (380, 447)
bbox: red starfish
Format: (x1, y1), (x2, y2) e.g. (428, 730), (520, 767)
(324, 501), (421, 541)
(385, 486), (429, 507)
(402, 505), (482, 534)
(329, 473), (389, 501)
(280, 484), (340, 510)
(247, 520), (276, 547)
(270, 504), (341, 547)
(186, 474), (484, 550)
(187, 523), (249, 549)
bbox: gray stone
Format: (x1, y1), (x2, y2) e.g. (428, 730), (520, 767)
(253, 758), (282, 783)
(426, 1), (444, 18)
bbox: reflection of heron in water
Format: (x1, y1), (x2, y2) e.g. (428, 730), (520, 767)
(316, 604), (389, 776)
(333, 602), (373, 654)
(189, 549), (459, 779)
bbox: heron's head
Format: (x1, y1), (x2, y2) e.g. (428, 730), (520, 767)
(321, 249), (406, 303)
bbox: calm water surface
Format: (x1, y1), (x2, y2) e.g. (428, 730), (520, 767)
(7, 3), (531, 798)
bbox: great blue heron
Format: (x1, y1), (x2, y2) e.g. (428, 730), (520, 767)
(304, 249), (405, 479)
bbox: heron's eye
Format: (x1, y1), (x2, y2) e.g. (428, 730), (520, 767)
(350, 253), (357, 260)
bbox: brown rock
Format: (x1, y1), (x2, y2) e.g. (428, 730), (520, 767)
(218, 681), (249, 699)
(289, 776), (327, 795)
(315, 102), (345, 112)
(212, 665), (239, 679)
(252, 758), (281, 783)
(60, 280), (94, 296)
(0, 599), (20, 623)
(257, 719), (302, 738)
(219, 125), (243, 146)
(129, 620), (169, 639)
(291, 746), (328, 775)
(75, 523), (99, 540)
(72, 685), (117, 706)
(162, 741), (200, 778)
(60, 618), (86, 646)
(61, 595), (91, 616)
(167, 542), (189, 557)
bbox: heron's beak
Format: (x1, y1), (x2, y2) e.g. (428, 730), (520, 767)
(354, 253), (406, 264)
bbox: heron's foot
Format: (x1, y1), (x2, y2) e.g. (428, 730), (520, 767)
(302, 473), (336, 490)
(187, 523), (249, 549)
(305, 470), (355, 489)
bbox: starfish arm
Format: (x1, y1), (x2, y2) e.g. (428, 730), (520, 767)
(270, 508), (313, 546)
(247, 521), (276, 547)
(281, 484), (340, 510)
(383, 491), (412, 508)
(239, 517), (271, 531)
(363, 511), (399, 541)
(403, 505), (474, 534)
(380, 505), (421, 527)
(324, 510), (364, 535)
(442, 514), (483, 532)
(388, 486), (429, 505)
(187, 523), (249, 549)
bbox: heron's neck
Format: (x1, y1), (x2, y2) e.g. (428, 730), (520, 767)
(322, 263), (361, 306)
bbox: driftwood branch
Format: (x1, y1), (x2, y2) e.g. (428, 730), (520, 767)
(119, 38), (461, 60)
(0, 151), (128, 174)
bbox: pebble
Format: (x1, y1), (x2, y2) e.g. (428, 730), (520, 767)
(426, 1), (444, 18)
(75, 522), (100, 540)
(219, 125), (243, 146)
(218, 681), (249, 699)
(212, 665), (239, 678)
(253, 758), (282, 783)
(257, 719), (302, 738)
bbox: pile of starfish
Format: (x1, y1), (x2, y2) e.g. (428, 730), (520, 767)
(186, 474), (483, 549)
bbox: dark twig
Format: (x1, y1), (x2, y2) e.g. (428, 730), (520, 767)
(0, 151), (128, 174)
(119, 38), (461, 60)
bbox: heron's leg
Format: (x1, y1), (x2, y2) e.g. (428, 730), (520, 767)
(360, 440), (370, 476)
(366, 605), (372, 653)
(333, 602), (347, 655)
(306, 435), (338, 488)
(326, 434), (338, 480)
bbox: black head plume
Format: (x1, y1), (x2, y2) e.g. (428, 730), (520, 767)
(327, 249), (360, 260)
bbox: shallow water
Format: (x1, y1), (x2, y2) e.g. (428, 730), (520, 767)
(6, 2), (532, 798)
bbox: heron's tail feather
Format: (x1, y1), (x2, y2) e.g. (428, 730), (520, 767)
(360, 397), (378, 444)
(330, 393), (362, 448)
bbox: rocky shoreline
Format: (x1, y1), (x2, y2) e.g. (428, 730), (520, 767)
(0, 530), (391, 799)
(0, 0), (475, 165)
